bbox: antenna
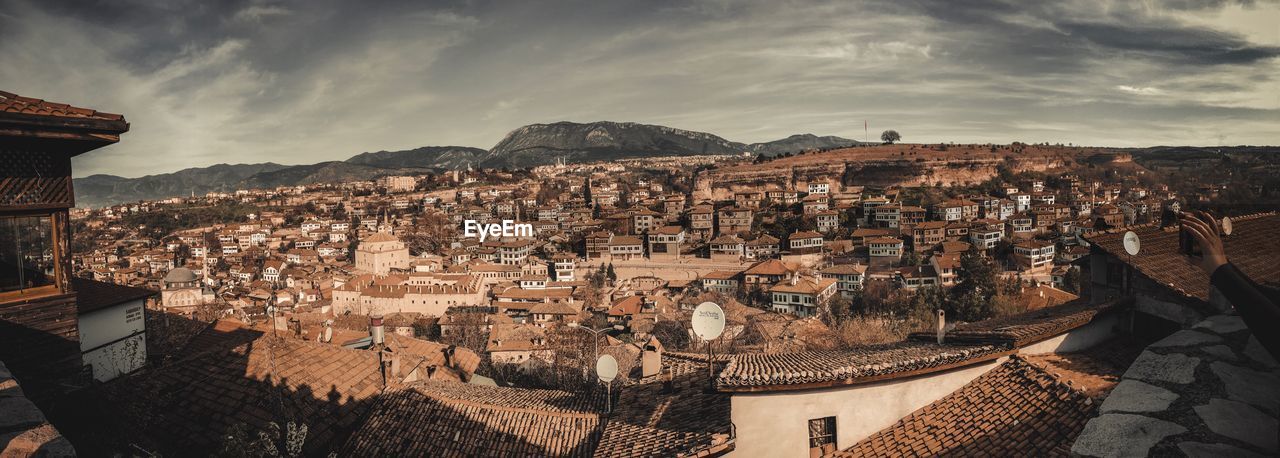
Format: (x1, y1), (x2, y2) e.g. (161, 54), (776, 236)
(596, 354), (618, 413)
(692, 301), (725, 390)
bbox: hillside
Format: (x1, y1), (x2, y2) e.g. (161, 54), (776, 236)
(70, 120), (1011, 207)
(73, 163), (290, 208)
(747, 133), (870, 156)
(482, 121), (749, 168)
(694, 143), (1115, 200)
(345, 146), (487, 170)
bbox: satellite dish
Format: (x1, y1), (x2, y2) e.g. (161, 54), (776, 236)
(692, 302), (725, 341)
(1122, 231), (1141, 256)
(596, 355), (618, 383)
(1221, 216), (1233, 236)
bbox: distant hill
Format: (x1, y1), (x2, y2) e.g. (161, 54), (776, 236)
(71, 120), (880, 207)
(748, 133), (871, 156)
(345, 146), (487, 170)
(482, 121), (749, 168)
(73, 163), (290, 208)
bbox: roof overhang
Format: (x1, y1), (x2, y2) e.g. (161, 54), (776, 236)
(0, 111), (129, 156)
(716, 347), (1014, 393)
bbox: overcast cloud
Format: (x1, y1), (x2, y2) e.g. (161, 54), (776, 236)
(2, 0), (1278, 177)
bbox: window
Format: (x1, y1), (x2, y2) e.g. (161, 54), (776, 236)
(808, 416), (836, 457)
(0, 215), (55, 294)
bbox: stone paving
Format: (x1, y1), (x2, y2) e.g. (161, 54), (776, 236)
(0, 360), (76, 457)
(1072, 314), (1280, 457)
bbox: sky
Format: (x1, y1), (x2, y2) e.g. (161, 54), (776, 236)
(2, 0), (1278, 178)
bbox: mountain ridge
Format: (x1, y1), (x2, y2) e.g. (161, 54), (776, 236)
(72, 121), (872, 207)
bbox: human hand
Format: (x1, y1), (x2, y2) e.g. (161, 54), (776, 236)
(1178, 211), (1228, 274)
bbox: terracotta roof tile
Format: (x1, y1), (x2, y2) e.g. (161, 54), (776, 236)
(831, 356), (1094, 457)
(72, 277), (156, 314)
(907, 298), (1125, 347)
(89, 333), (383, 455)
(716, 341), (1010, 390)
(341, 381), (604, 457)
(0, 90), (124, 121)
(1084, 212), (1280, 302)
(596, 354), (735, 457)
(743, 259), (799, 276)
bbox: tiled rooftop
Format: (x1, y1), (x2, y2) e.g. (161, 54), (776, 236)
(1085, 212), (1280, 302)
(716, 341), (1010, 391)
(71, 333), (384, 455)
(71, 277), (156, 314)
(907, 298), (1125, 347)
(832, 356), (1095, 457)
(0, 90), (124, 121)
(596, 354), (734, 458)
(341, 381), (604, 457)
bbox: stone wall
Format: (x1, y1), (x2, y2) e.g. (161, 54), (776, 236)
(0, 360), (76, 457)
(1071, 314), (1279, 456)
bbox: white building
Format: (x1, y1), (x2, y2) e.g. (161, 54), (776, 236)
(74, 279), (153, 382)
(355, 232), (412, 275)
(821, 264), (866, 297)
(769, 275), (837, 317)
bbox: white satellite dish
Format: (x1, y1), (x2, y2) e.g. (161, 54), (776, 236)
(1221, 216), (1233, 236)
(596, 354), (618, 383)
(1122, 231), (1141, 256)
(692, 302), (725, 341)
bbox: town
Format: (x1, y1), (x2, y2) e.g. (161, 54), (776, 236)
(3, 0), (1280, 454)
(68, 142), (1222, 356)
(1, 86), (1275, 456)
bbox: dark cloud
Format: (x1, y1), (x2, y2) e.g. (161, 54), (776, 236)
(0, 0), (1276, 177)
(1058, 21), (1280, 65)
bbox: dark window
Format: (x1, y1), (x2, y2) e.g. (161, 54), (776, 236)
(808, 416), (836, 456)
(0, 215), (55, 293)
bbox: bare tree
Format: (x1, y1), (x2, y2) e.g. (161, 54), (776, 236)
(440, 312), (491, 355)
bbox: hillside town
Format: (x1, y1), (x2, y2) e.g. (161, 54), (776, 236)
(3, 86), (1278, 457)
(70, 141), (1207, 348)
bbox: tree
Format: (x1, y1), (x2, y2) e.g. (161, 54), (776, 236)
(824, 293), (855, 325)
(947, 245), (1000, 322)
(440, 312), (490, 355)
(881, 130), (901, 144)
(1063, 267), (1081, 294)
(651, 320), (691, 351)
(605, 263), (617, 282)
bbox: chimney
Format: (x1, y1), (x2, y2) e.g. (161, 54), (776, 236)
(379, 348), (400, 386)
(444, 346), (456, 369)
(642, 338), (663, 378)
(370, 314), (385, 346)
(936, 309), (946, 344)
(790, 274), (798, 286)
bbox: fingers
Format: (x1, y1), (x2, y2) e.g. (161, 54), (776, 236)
(1180, 216), (1216, 247)
(1181, 218), (1212, 245)
(1194, 210), (1219, 237)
